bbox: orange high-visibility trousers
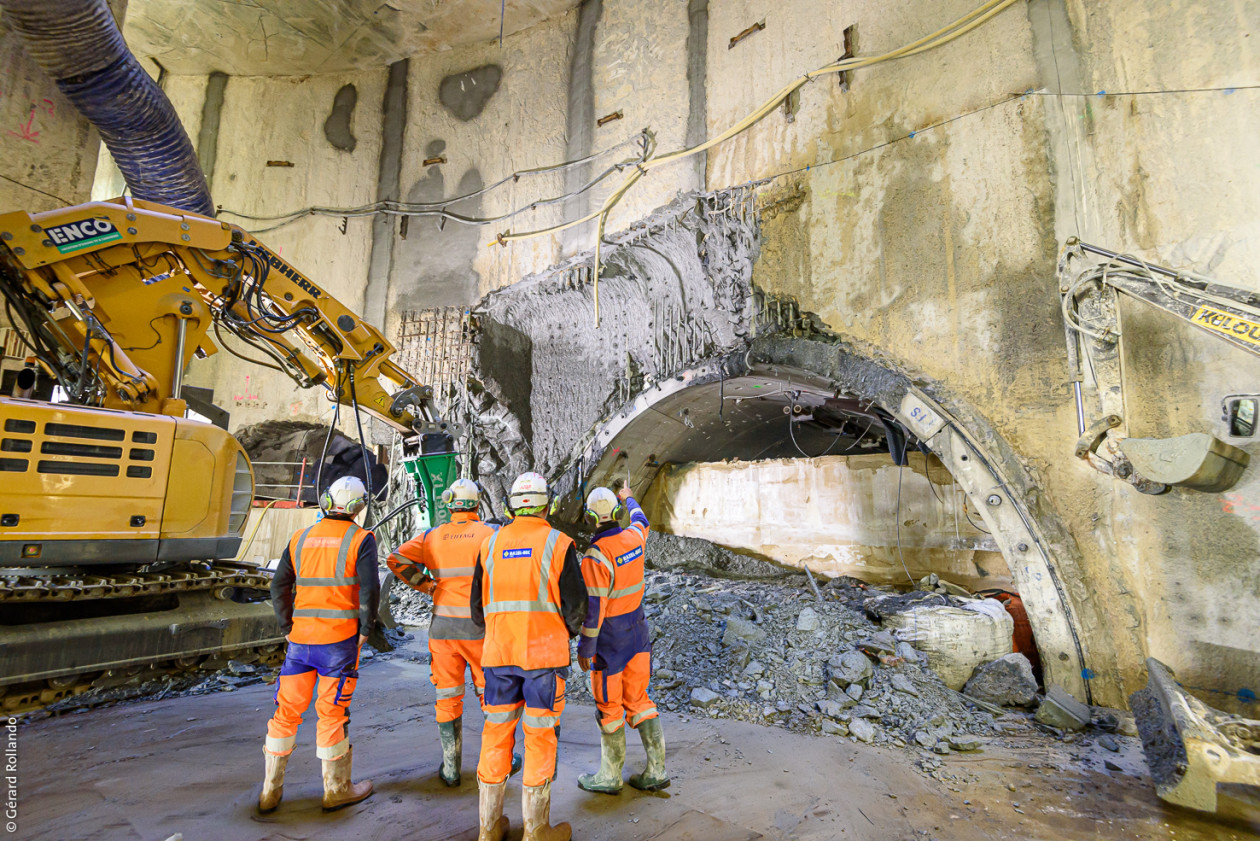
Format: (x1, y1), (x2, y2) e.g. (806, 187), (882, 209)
(430, 637), (485, 722)
(265, 637), (360, 760)
(478, 669), (565, 787)
(591, 651), (658, 732)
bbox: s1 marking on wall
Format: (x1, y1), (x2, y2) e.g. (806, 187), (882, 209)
(45, 218), (121, 253)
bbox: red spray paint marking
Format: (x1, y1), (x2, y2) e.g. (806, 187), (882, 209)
(8, 106), (39, 143)
(234, 374), (261, 402)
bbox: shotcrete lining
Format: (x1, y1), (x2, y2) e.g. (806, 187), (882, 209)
(365, 59), (409, 327)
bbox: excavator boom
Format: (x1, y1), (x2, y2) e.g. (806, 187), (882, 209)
(0, 196), (444, 435)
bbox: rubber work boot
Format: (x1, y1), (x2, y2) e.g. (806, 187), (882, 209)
(477, 778), (510, 841)
(438, 719), (462, 787)
(258, 750), (288, 813)
(511, 752), (524, 777)
(628, 717), (670, 791)
(321, 747), (374, 810)
(577, 724), (625, 794)
(522, 781), (571, 841)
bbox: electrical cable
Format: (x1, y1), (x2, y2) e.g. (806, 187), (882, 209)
(216, 131), (652, 235)
(348, 364), (376, 503)
(894, 434), (916, 587)
(489, 0), (1021, 322)
(314, 365), (343, 503)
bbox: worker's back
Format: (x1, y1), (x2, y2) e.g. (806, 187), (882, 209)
(588, 511), (648, 620)
(478, 515), (574, 670)
(286, 517), (370, 645)
(423, 513), (496, 639)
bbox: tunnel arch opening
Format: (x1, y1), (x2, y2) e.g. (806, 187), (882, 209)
(570, 336), (1098, 704)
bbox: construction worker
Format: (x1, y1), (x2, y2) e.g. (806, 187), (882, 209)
(386, 478), (507, 786)
(470, 472), (587, 841)
(259, 475), (377, 814)
(575, 485), (669, 795)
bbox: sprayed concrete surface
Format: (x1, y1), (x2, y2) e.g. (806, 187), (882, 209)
(16, 633), (1257, 841)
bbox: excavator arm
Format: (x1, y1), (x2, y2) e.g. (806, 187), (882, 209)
(0, 195), (445, 435)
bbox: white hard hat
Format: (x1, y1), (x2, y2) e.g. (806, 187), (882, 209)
(509, 472), (550, 512)
(441, 478), (480, 512)
(321, 475), (368, 517)
(585, 487), (620, 524)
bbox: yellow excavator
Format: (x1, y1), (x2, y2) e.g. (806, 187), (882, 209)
(0, 196), (447, 712)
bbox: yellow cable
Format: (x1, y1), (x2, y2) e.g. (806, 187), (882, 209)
(487, 0), (1022, 324)
(237, 499), (279, 562)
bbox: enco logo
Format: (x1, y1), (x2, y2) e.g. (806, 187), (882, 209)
(45, 218), (121, 254)
(264, 252), (322, 298)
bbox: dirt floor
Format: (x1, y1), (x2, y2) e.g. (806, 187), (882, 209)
(14, 634), (1260, 841)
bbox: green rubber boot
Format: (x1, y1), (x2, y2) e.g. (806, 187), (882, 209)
(577, 724), (625, 795)
(628, 717), (670, 791)
(438, 720), (462, 787)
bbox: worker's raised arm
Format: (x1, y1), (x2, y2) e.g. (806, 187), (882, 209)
(619, 486), (649, 540)
(386, 532), (436, 594)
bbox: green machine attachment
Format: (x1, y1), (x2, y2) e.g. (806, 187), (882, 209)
(402, 450), (460, 531)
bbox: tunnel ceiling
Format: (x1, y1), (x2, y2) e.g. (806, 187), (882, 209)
(123, 0), (582, 75)
(585, 370), (894, 495)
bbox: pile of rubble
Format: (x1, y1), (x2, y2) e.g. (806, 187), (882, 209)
(564, 564), (995, 753)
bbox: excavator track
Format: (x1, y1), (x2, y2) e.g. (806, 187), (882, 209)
(0, 563), (285, 716)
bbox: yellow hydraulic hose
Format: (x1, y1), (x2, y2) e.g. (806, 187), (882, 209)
(486, 0), (1022, 324)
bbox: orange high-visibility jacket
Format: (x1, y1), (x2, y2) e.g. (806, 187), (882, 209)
(387, 512), (495, 640)
(473, 515), (580, 670)
(584, 513), (649, 620)
(283, 517), (373, 645)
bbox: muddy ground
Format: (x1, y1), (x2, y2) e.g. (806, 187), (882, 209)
(15, 629), (1259, 841)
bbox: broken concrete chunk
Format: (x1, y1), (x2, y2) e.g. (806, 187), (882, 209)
(913, 730), (936, 748)
(828, 650), (874, 687)
(690, 687), (721, 708)
(1036, 685), (1091, 731)
(817, 698), (854, 719)
(891, 674), (920, 697)
(821, 719), (850, 737)
(963, 653), (1038, 708)
(1098, 733), (1121, 752)
(723, 616), (766, 646)
(846, 683), (864, 702)
(949, 734), (984, 752)
(851, 704), (881, 719)
(850, 718), (877, 743)
(895, 642), (922, 663)
(742, 660), (765, 677)
(796, 607), (821, 632)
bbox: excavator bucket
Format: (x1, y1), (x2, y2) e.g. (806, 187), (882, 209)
(1130, 657), (1260, 812)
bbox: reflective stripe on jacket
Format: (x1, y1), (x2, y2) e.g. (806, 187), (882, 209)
(477, 515), (576, 670)
(387, 512), (495, 640)
(287, 518), (370, 645)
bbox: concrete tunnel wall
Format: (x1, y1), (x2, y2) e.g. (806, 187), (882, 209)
(0, 0), (1256, 714)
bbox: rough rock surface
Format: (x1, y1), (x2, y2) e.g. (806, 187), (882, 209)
(963, 653), (1038, 707)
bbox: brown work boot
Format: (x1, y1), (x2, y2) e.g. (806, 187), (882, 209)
(477, 778), (510, 841)
(523, 781), (571, 841)
(321, 746), (374, 811)
(258, 750), (289, 813)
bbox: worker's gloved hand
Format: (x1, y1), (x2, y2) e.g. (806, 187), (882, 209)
(617, 486), (633, 503)
(419, 578), (437, 596)
(578, 655), (592, 672)
(358, 634), (368, 649)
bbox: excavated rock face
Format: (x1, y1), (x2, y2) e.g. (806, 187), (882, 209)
(235, 420), (387, 504)
(453, 189), (760, 513)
